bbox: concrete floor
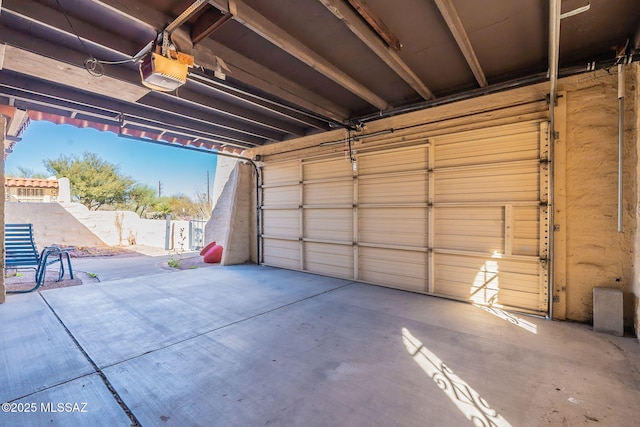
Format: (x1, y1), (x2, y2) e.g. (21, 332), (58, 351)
(70, 250), (197, 282)
(1, 265), (639, 426)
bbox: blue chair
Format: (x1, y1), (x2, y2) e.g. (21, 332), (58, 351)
(5, 223), (74, 294)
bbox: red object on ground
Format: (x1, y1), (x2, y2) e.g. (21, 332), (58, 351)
(199, 241), (217, 256)
(203, 244), (223, 263)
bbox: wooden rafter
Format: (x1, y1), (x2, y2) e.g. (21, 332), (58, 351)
(210, 0), (389, 110)
(433, 0), (487, 87)
(85, 0), (350, 121)
(190, 7), (232, 45)
(318, 0), (433, 101)
(346, 0), (402, 51)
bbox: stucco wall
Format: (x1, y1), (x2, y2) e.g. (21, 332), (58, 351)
(5, 202), (189, 251)
(212, 157), (237, 209)
(635, 64), (640, 335)
(6, 202), (107, 248)
(222, 162), (253, 265)
(205, 164), (236, 251)
(562, 67), (637, 325)
(204, 162), (254, 265)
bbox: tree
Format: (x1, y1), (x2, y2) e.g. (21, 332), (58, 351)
(153, 198), (173, 218)
(160, 194), (211, 220)
(44, 152), (135, 210)
(127, 184), (157, 216)
(8, 166), (50, 179)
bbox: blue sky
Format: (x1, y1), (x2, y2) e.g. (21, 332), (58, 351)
(5, 121), (218, 198)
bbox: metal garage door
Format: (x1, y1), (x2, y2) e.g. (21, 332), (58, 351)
(260, 120), (549, 315)
(357, 145), (429, 292)
(261, 157), (355, 278)
(431, 121), (549, 314)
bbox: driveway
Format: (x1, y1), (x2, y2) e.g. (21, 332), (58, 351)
(1, 264), (639, 426)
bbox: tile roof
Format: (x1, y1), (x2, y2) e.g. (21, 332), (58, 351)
(5, 177), (58, 188)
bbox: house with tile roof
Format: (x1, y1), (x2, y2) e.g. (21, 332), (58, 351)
(5, 177), (59, 203)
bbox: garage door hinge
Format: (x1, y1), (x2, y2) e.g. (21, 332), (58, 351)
(554, 224), (561, 231)
(553, 295), (560, 303)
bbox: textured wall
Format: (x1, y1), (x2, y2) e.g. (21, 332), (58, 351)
(222, 163), (253, 265)
(562, 68), (637, 325)
(5, 202), (189, 250)
(635, 64), (640, 335)
(204, 162), (254, 265)
(205, 164), (236, 250)
(212, 157), (237, 209)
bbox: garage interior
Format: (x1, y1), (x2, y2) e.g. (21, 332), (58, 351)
(1, 0), (640, 425)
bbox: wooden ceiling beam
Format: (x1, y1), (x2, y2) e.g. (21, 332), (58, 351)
(136, 93), (286, 141)
(190, 7), (232, 45)
(0, 40), (150, 103)
(193, 39), (350, 122)
(91, 0), (350, 121)
(318, 0), (433, 100)
(433, 0), (487, 87)
(3, 0), (144, 61)
(2, 0), (335, 134)
(346, 0), (402, 51)
(210, 0), (389, 110)
(0, 71), (266, 147)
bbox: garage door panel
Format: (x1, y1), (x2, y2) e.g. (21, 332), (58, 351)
(499, 271), (540, 294)
(434, 253), (541, 311)
(359, 207), (427, 247)
(358, 146), (428, 175)
(435, 163), (539, 202)
(437, 236), (504, 254)
(359, 247), (426, 292)
(435, 184), (537, 204)
(435, 218), (503, 237)
(359, 174), (428, 204)
(263, 239), (300, 270)
(261, 120), (547, 316)
(303, 158), (352, 180)
(304, 181), (352, 205)
(263, 210), (299, 238)
(435, 122), (540, 158)
(494, 289), (542, 312)
(435, 207), (504, 253)
(436, 131), (540, 167)
(513, 207), (539, 256)
(263, 185), (299, 206)
(304, 209), (352, 241)
(263, 162), (299, 184)
(304, 242), (353, 278)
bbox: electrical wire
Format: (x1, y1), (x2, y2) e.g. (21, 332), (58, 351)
(54, 0), (150, 77)
(346, 129), (356, 164)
